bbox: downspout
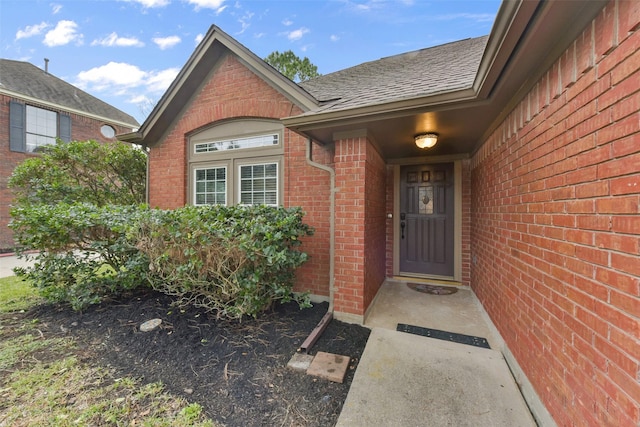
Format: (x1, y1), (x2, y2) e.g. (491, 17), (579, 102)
(297, 138), (336, 353)
(305, 138), (335, 312)
(144, 145), (150, 204)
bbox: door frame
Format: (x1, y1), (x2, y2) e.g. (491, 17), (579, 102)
(391, 157), (463, 282)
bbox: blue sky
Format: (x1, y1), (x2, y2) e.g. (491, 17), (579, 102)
(1, 0), (500, 123)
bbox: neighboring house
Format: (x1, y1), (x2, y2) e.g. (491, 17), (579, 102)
(0, 59), (140, 251)
(121, 0), (639, 425)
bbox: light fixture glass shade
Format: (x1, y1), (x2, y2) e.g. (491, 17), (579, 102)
(415, 133), (438, 149)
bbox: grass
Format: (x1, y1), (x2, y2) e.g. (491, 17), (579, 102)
(0, 274), (217, 426)
(0, 275), (42, 313)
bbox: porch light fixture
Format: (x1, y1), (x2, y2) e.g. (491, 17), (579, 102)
(415, 133), (438, 149)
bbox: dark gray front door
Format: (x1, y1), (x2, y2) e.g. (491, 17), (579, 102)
(399, 163), (454, 276)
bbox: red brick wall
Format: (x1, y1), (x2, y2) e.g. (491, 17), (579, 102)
(470, 2), (639, 425)
(0, 94), (134, 251)
(284, 133), (332, 298)
(147, 53), (332, 297)
(363, 141), (387, 310)
(333, 136), (367, 315)
(148, 54), (303, 209)
(333, 135), (386, 317)
(461, 159), (472, 286)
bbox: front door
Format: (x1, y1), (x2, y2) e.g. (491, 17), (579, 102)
(399, 163), (454, 276)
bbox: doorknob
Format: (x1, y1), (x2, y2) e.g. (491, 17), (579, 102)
(400, 212), (406, 239)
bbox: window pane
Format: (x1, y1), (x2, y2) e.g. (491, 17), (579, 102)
(194, 167), (226, 206)
(265, 163), (277, 176)
(265, 193), (277, 205)
(194, 133), (279, 153)
(265, 178), (277, 191)
(239, 162), (278, 206)
(240, 193), (252, 204)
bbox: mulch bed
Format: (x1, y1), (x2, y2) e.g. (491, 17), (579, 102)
(24, 289), (371, 426)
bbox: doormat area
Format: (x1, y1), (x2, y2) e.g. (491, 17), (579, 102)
(407, 283), (458, 295)
(397, 323), (491, 349)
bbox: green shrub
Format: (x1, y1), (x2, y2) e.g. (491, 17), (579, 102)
(9, 139), (146, 208)
(132, 205), (314, 320)
(10, 203), (149, 310)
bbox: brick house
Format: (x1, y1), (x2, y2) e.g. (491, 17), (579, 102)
(122, 0), (639, 425)
(0, 59), (139, 251)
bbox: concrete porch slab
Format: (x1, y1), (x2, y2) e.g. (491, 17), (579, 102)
(337, 328), (536, 427)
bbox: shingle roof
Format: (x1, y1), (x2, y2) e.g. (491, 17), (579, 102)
(299, 35), (489, 114)
(0, 59), (139, 126)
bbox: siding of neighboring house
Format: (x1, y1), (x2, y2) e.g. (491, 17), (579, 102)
(470, 2), (639, 425)
(0, 94), (135, 251)
(146, 53), (333, 299)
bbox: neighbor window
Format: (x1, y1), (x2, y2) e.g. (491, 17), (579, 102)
(100, 124), (116, 138)
(9, 101), (71, 153)
(25, 106), (58, 152)
(194, 166), (227, 205)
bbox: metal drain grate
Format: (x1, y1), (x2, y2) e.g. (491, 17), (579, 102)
(397, 324), (491, 349)
(407, 283), (458, 295)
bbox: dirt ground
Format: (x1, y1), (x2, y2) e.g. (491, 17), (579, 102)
(21, 289), (371, 426)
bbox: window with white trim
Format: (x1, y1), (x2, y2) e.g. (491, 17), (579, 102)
(194, 166), (227, 205)
(239, 163), (278, 206)
(188, 119), (284, 207)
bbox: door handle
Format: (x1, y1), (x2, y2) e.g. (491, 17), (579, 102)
(400, 212), (406, 239)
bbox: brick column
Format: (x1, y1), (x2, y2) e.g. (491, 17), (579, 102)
(333, 132), (387, 323)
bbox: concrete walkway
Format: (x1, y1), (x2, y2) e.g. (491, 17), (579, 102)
(336, 279), (537, 427)
(0, 253), (34, 278)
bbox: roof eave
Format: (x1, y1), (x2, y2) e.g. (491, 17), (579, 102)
(283, 0), (607, 144)
(132, 25), (319, 147)
(283, 88), (477, 134)
(0, 87), (139, 129)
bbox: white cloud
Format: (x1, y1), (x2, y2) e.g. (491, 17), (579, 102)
(124, 0), (170, 7)
(43, 20), (82, 46)
(76, 62), (178, 95)
(16, 22), (49, 40)
(152, 35), (181, 49)
(287, 27), (309, 41)
(91, 32), (144, 47)
(236, 11), (254, 35)
(76, 62), (147, 91)
(129, 94), (153, 104)
(282, 19), (293, 26)
(51, 3), (63, 14)
(330, 34), (339, 42)
(146, 67), (180, 92)
(187, 0), (226, 12)
(195, 33), (204, 44)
